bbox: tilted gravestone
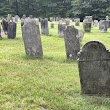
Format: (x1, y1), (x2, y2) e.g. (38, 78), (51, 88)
(74, 18), (80, 26)
(22, 19), (43, 58)
(64, 26), (80, 60)
(83, 20), (92, 32)
(41, 19), (49, 35)
(99, 20), (108, 32)
(7, 22), (16, 39)
(58, 24), (66, 37)
(78, 41), (110, 96)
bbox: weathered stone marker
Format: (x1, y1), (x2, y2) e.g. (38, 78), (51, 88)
(41, 19), (49, 35)
(93, 20), (98, 27)
(7, 22), (16, 39)
(22, 19), (43, 58)
(78, 41), (110, 96)
(58, 24), (66, 37)
(74, 18), (80, 26)
(83, 20), (92, 32)
(99, 20), (108, 32)
(1, 19), (8, 34)
(64, 26), (80, 60)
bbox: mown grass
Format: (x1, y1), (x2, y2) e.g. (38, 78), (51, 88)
(0, 22), (110, 110)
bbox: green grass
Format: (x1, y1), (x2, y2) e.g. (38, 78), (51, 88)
(0, 22), (110, 110)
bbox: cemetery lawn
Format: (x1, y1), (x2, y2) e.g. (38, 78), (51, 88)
(1, 22), (110, 110)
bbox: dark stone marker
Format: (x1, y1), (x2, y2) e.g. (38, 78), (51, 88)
(41, 19), (49, 35)
(22, 19), (43, 58)
(7, 22), (16, 39)
(64, 26), (80, 60)
(78, 41), (110, 96)
(99, 20), (108, 32)
(58, 24), (66, 37)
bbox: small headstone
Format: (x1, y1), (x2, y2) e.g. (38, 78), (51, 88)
(99, 20), (108, 32)
(7, 14), (12, 22)
(65, 19), (70, 25)
(106, 16), (109, 21)
(64, 26), (80, 60)
(85, 16), (93, 23)
(74, 18), (80, 26)
(58, 24), (66, 37)
(83, 20), (92, 32)
(22, 19), (43, 57)
(78, 30), (84, 43)
(78, 41), (110, 96)
(41, 19), (49, 35)
(7, 22), (16, 39)
(29, 15), (33, 19)
(93, 20), (98, 27)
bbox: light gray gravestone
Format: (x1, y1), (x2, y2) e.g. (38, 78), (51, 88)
(22, 19), (43, 58)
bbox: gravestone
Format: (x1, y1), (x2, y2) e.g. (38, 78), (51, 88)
(83, 20), (92, 32)
(85, 16), (93, 23)
(74, 18), (80, 26)
(7, 22), (16, 39)
(93, 20), (98, 27)
(64, 26), (80, 60)
(34, 18), (39, 25)
(106, 16), (109, 21)
(65, 19), (70, 25)
(15, 15), (19, 23)
(1, 18), (8, 34)
(7, 14), (12, 22)
(21, 15), (26, 26)
(22, 19), (43, 57)
(78, 30), (84, 43)
(58, 24), (66, 37)
(78, 41), (110, 96)
(50, 23), (54, 28)
(0, 23), (2, 40)
(41, 19), (49, 35)
(99, 20), (108, 32)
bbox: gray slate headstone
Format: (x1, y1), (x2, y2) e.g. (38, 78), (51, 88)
(22, 19), (43, 57)
(7, 22), (16, 39)
(41, 19), (49, 35)
(78, 41), (110, 96)
(64, 26), (80, 60)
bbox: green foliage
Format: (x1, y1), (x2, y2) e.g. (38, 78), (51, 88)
(0, 0), (110, 19)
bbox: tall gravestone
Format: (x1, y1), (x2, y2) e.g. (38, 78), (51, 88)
(64, 26), (80, 60)
(7, 14), (12, 22)
(78, 41), (110, 96)
(22, 19), (43, 57)
(58, 24), (66, 37)
(99, 20), (108, 32)
(41, 19), (49, 35)
(7, 22), (16, 39)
